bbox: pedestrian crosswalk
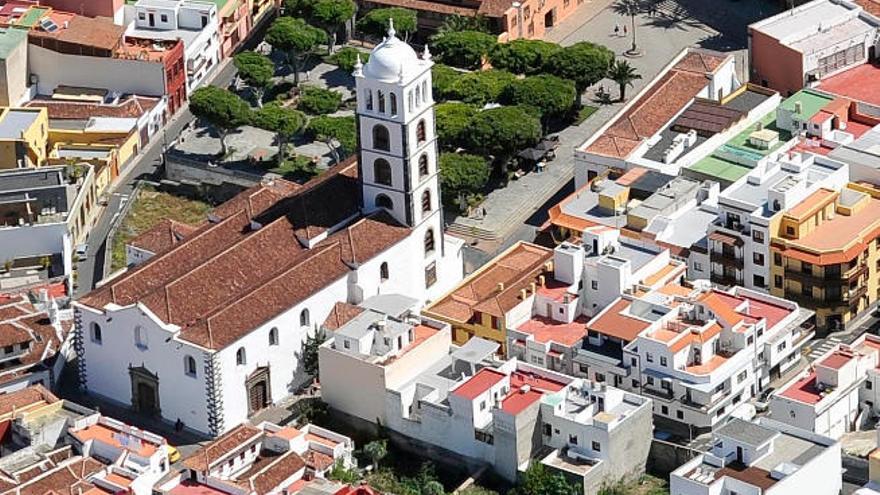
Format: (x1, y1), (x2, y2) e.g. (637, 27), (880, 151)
(806, 335), (846, 361)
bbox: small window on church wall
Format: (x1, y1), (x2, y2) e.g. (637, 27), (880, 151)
(421, 190), (431, 214)
(390, 92), (398, 115)
(415, 86), (421, 108)
(424, 229), (435, 256)
(184, 355), (197, 377)
(416, 120), (426, 144)
(418, 154), (429, 177)
(269, 327), (279, 346)
(365, 89), (373, 111)
(408, 91), (414, 112)
(376, 194), (393, 210)
(422, 81), (428, 103)
(373, 125), (390, 151)
(374, 159), (392, 186)
(134, 326), (147, 349)
(300, 309), (310, 327)
(377, 90), (386, 113)
(380, 262), (389, 281)
(236, 347), (246, 365)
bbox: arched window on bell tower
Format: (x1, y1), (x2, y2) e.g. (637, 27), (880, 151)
(376, 194), (393, 210)
(373, 125), (390, 151)
(377, 90), (386, 113)
(390, 92), (398, 115)
(374, 158), (392, 186)
(416, 120), (426, 144)
(418, 154), (429, 177)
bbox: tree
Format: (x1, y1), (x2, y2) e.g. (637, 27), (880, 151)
(446, 70), (515, 105)
(357, 7), (417, 41)
(459, 487), (499, 495)
(301, 327), (326, 377)
(327, 460), (360, 483)
(233, 51), (275, 107)
(310, 0), (356, 53)
(297, 85), (343, 115)
(544, 42), (615, 93)
(503, 74), (577, 125)
(363, 440), (387, 470)
(329, 46), (369, 72)
(253, 104), (306, 164)
(282, 0), (312, 17)
(465, 106), (541, 164)
(431, 30), (497, 70)
(517, 463), (579, 495)
(439, 152), (490, 206)
(435, 102), (476, 148)
(432, 64), (461, 100)
(266, 17), (324, 86)
(189, 86), (252, 157)
(488, 39), (560, 75)
(438, 14), (490, 33)
(307, 115), (356, 164)
(607, 59), (642, 101)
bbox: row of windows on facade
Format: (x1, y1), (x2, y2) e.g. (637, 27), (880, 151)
(371, 122), (427, 153)
(364, 81), (429, 116)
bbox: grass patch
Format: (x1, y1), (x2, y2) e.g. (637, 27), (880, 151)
(602, 475), (670, 495)
(110, 186), (212, 271)
(574, 105), (598, 125)
(266, 155), (319, 182)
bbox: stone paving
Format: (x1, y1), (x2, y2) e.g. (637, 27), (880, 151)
(448, 0), (778, 250)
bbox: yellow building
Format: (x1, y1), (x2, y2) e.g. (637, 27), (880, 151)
(770, 183), (880, 331)
(422, 242), (554, 353)
(47, 122), (139, 167)
(0, 107), (49, 168)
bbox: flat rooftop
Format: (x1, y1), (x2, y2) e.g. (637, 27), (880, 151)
(750, 0), (878, 51)
(819, 63), (880, 107)
(0, 109), (40, 139)
(516, 315), (589, 347)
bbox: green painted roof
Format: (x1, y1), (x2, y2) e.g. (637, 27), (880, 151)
(688, 156), (752, 183)
(0, 28), (27, 60)
(17, 7), (48, 27)
(779, 89), (834, 120)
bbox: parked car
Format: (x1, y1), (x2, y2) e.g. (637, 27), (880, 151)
(166, 444), (181, 463)
(754, 387), (776, 412)
(75, 244), (88, 259)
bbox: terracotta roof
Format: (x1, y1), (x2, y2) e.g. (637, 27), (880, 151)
(358, 0), (477, 15)
(29, 14), (125, 51)
(4, 457), (105, 495)
(237, 450), (306, 494)
(183, 424), (262, 471)
(322, 302), (365, 331)
(0, 294), (71, 385)
(516, 315), (588, 347)
(26, 95), (160, 120)
(79, 160), (411, 350)
(697, 291), (744, 328)
(128, 219), (199, 255)
(587, 298), (652, 342)
(0, 384), (59, 417)
(425, 242), (553, 322)
(451, 368), (506, 399)
(715, 462), (777, 491)
(585, 49), (730, 159)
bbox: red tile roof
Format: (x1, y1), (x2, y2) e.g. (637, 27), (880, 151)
(0, 293), (71, 385)
(26, 95), (160, 120)
(79, 160), (412, 350)
(128, 219), (198, 254)
(0, 384), (59, 417)
(516, 315), (588, 347)
(451, 368), (506, 400)
(322, 302), (366, 331)
(587, 298), (652, 342)
(182, 424), (262, 471)
(29, 14), (125, 51)
(585, 49), (731, 159)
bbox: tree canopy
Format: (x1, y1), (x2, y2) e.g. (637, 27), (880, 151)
(503, 74), (577, 122)
(514, 463), (579, 495)
(435, 102), (477, 148)
(432, 30), (497, 70)
(233, 51), (275, 107)
(357, 7), (417, 40)
(432, 64), (461, 99)
(266, 17), (325, 85)
(253, 104), (306, 164)
(297, 85), (343, 115)
(465, 106), (541, 161)
(189, 86), (252, 156)
(544, 41), (615, 93)
(445, 70), (515, 105)
(307, 115), (356, 164)
(439, 152), (490, 204)
(438, 14), (491, 34)
(310, 0), (356, 52)
(488, 39), (560, 75)
(329, 46), (369, 72)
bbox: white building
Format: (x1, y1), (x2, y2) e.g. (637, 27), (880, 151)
(72, 26), (464, 439)
(708, 150), (849, 290)
(770, 333), (880, 439)
(319, 309), (654, 490)
(156, 421), (354, 495)
(127, 0), (221, 91)
(670, 418), (842, 495)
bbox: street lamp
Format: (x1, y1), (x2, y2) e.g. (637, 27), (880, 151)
(512, 1), (524, 40)
(624, 1), (643, 57)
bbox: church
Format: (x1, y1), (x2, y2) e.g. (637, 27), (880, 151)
(72, 26), (465, 438)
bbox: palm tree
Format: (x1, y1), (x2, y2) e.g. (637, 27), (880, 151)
(608, 59), (641, 102)
(363, 440), (387, 470)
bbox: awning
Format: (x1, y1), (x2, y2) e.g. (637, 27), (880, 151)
(708, 231), (743, 246)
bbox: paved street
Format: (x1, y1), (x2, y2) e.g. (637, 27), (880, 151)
(451, 0), (778, 257)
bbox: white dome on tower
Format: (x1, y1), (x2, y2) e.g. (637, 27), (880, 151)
(362, 19), (425, 82)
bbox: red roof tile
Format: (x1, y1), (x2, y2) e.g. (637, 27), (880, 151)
(26, 95), (160, 120)
(128, 219), (198, 254)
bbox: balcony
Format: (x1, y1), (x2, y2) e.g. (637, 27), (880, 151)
(785, 262), (867, 284)
(711, 271), (742, 287)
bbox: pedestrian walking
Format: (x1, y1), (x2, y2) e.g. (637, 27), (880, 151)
(623, 24), (628, 36)
(613, 23), (620, 36)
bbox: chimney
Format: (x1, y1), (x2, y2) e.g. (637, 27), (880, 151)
(520, 288), (527, 300)
(539, 275), (546, 287)
(530, 282), (537, 294)
(794, 101), (803, 114)
(497, 282), (505, 292)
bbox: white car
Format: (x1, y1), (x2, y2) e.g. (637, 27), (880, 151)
(75, 244), (88, 259)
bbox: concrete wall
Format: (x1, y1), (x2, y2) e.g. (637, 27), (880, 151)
(0, 32), (28, 107)
(748, 28), (804, 97)
(29, 45), (166, 97)
(585, 398), (653, 493)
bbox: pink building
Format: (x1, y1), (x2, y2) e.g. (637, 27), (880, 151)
(37, 0), (124, 23)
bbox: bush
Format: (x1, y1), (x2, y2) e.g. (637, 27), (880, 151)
(432, 30), (497, 69)
(297, 85), (343, 115)
(488, 39), (560, 75)
(328, 46), (369, 72)
(435, 102), (477, 148)
(446, 70), (515, 105)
